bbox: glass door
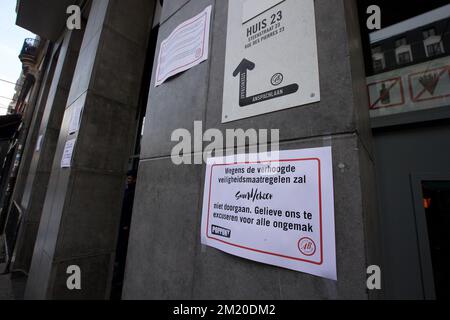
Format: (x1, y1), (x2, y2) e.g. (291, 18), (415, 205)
(421, 181), (450, 300)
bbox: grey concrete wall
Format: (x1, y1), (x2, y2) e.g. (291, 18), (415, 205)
(11, 28), (84, 273)
(25, 0), (156, 299)
(122, 0), (380, 299)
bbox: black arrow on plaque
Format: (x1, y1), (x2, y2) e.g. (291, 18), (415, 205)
(233, 58), (255, 100)
(233, 58), (299, 107)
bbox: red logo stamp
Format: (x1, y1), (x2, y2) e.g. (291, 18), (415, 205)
(298, 237), (316, 256)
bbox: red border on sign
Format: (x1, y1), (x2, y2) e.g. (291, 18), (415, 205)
(366, 77), (405, 110)
(156, 11), (208, 82)
(206, 158), (324, 266)
(408, 65), (450, 103)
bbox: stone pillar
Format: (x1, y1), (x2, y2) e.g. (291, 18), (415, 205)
(11, 28), (84, 273)
(122, 0), (381, 299)
(25, 0), (155, 299)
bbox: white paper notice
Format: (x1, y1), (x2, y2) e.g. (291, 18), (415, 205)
(155, 5), (211, 86)
(35, 135), (44, 152)
(61, 138), (76, 168)
(201, 147), (337, 280)
(68, 103), (84, 135)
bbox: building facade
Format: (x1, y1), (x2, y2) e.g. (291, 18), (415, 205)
(0, 0), (448, 300)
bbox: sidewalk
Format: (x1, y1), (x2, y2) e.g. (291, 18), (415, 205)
(0, 235), (27, 300)
(0, 263), (27, 300)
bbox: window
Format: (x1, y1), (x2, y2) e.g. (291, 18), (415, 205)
(427, 42), (443, 57)
(397, 51), (412, 64)
(395, 38), (411, 64)
(373, 58), (384, 72)
(395, 37), (407, 48)
(423, 28), (436, 39)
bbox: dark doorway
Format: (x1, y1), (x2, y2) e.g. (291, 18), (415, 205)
(109, 23), (160, 300)
(422, 181), (450, 300)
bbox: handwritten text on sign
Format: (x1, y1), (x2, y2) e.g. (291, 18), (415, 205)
(201, 148), (337, 280)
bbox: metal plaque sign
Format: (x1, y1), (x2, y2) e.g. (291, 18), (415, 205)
(222, 0), (321, 123)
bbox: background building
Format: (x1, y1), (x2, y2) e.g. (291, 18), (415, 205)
(360, 3), (450, 300)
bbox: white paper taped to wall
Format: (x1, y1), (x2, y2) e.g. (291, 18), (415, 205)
(155, 5), (212, 86)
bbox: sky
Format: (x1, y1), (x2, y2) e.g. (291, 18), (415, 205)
(0, 0), (35, 115)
